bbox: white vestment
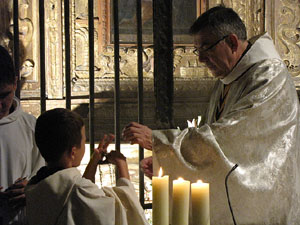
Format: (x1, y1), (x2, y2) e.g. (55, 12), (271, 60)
(152, 33), (300, 225)
(0, 97), (45, 225)
(25, 168), (149, 225)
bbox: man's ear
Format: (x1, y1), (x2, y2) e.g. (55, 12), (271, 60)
(227, 34), (239, 52)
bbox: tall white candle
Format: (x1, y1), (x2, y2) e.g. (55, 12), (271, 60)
(191, 180), (210, 225)
(152, 167), (169, 225)
(172, 177), (190, 225)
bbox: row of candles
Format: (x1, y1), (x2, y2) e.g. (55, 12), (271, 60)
(152, 168), (210, 225)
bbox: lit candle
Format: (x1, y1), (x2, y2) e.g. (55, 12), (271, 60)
(172, 177), (190, 225)
(191, 180), (210, 225)
(152, 167), (169, 225)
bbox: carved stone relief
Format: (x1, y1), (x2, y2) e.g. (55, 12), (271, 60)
(174, 47), (212, 78)
(266, 0), (300, 82)
(45, 0), (63, 98)
(17, 0), (40, 98)
(95, 0), (210, 83)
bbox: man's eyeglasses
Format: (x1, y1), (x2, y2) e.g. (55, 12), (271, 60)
(193, 35), (229, 56)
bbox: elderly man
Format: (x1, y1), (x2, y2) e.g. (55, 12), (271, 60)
(123, 5), (300, 225)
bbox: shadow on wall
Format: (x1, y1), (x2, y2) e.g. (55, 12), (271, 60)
(71, 79), (215, 143)
(71, 89), (156, 143)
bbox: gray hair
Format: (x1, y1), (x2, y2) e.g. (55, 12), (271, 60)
(189, 5), (247, 41)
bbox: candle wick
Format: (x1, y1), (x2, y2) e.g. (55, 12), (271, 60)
(225, 164), (239, 225)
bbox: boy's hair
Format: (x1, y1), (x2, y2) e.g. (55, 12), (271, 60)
(0, 45), (16, 86)
(189, 5), (247, 41)
(35, 108), (84, 163)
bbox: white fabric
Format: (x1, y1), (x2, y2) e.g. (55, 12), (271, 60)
(152, 33), (300, 225)
(25, 168), (149, 225)
(221, 33), (281, 85)
(0, 97), (45, 225)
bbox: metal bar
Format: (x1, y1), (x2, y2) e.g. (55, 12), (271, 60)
(39, 0), (46, 113)
(65, 0), (71, 109)
(13, 0), (20, 99)
(153, 0), (174, 129)
(88, 0), (95, 153)
(136, 0), (151, 209)
(113, 0), (120, 152)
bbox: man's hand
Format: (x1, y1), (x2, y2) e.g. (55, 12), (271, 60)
(140, 156), (153, 179)
(122, 122), (153, 150)
(0, 178), (28, 213)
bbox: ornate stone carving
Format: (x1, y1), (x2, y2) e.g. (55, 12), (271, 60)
(45, 0), (63, 98)
(175, 47), (212, 79)
(17, 0), (40, 98)
(275, 0), (300, 78)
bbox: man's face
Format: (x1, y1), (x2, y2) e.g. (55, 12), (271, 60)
(193, 31), (235, 78)
(0, 82), (16, 120)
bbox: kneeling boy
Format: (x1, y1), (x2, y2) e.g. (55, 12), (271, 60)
(25, 108), (149, 225)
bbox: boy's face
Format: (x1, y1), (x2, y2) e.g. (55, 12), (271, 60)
(72, 126), (86, 167)
(0, 81), (16, 120)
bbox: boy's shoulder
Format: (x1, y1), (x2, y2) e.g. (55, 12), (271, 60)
(26, 168), (105, 205)
(29, 168), (101, 191)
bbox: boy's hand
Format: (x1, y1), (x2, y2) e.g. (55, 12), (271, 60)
(106, 151), (127, 165)
(93, 134), (115, 163)
(107, 151), (130, 180)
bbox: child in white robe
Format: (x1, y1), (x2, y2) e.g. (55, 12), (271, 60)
(25, 108), (149, 225)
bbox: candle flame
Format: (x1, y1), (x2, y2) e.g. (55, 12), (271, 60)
(197, 180), (203, 184)
(158, 167), (163, 177)
(178, 177), (184, 181)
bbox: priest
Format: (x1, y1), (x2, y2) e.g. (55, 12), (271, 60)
(122, 5), (300, 225)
